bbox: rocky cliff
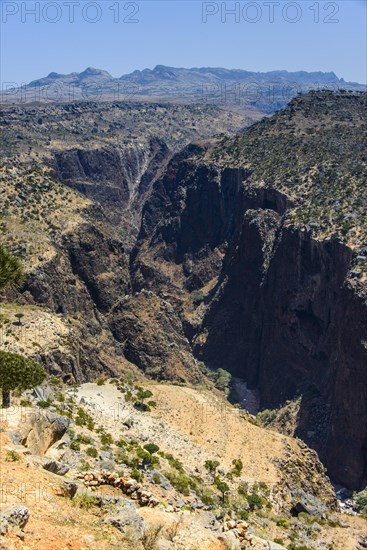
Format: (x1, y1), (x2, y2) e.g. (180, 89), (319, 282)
(131, 93), (367, 489)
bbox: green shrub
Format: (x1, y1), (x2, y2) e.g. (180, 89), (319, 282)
(37, 400), (51, 408)
(246, 493), (263, 511)
(144, 443), (159, 455)
(75, 407), (95, 431)
(86, 447), (98, 458)
(5, 450), (20, 462)
(256, 409), (277, 425)
(131, 469), (144, 482)
(276, 517), (291, 529)
(204, 459), (220, 473)
(164, 471), (193, 495)
(0, 350), (46, 407)
(100, 432), (113, 446)
(76, 433), (93, 445)
(152, 473), (161, 484)
(72, 494), (97, 510)
(354, 491), (367, 515)
(231, 458), (243, 477)
(193, 291), (205, 305)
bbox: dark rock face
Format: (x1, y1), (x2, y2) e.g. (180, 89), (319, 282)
(21, 218), (131, 381)
(203, 217), (367, 489)
(25, 221), (130, 316)
(132, 153), (367, 490)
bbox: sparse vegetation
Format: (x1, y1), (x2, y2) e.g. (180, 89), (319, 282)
(5, 450), (20, 462)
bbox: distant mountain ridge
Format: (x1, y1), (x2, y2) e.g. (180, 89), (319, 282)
(2, 65), (365, 114)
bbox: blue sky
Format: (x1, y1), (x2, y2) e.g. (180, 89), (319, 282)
(1, 1), (366, 85)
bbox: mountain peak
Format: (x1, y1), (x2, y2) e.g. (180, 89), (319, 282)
(79, 67), (112, 78)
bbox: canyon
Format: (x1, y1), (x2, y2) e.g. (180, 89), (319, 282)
(0, 90), (366, 495)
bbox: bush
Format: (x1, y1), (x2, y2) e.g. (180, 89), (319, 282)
(256, 409), (277, 425)
(131, 469), (144, 482)
(246, 493), (263, 511)
(141, 524), (163, 550)
(37, 400), (51, 408)
(215, 369), (232, 392)
(231, 458), (243, 477)
(144, 443), (159, 455)
(5, 450), (20, 462)
(70, 441), (81, 451)
(76, 434), (93, 445)
(355, 491), (367, 514)
(72, 494), (98, 510)
(193, 291), (205, 305)
(165, 471), (192, 495)
(152, 473), (161, 484)
(100, 432), (113, 446)
(204, 459), (220, 473)
(86, 447), (98, 458)
(166, 455), (184, 472)
(0, 246), (24, 291)
(75, 407), (95, 431)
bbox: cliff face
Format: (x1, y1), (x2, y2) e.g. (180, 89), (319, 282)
(132, 153), (367, 489)
(53, 138), (170, 225)
(200, 197), (367, 489)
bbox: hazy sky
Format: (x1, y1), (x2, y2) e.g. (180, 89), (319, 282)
(1, 0), (366, 85)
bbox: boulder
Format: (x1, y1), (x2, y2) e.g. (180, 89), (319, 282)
(0, 506), (30, 535)
(103, 498), (146, 537)
(29, 456), (69, 476)
(290, 489), (327, 517)
(19, 410), (70, 456)
(45, 472), (79, 498)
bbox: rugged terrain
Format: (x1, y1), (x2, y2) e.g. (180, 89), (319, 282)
(130, 91), (367, 490)
(1, 377), (366, 549)
(0, 87), (366, 523)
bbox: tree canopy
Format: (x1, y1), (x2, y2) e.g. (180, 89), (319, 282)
(0, 350), (46, 407)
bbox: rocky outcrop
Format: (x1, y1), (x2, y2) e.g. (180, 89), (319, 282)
(0, 506), (30, 536)
(109, 290), (202, 383)
(132, 150), (367, 490)
(19, 410), (70, 456)
(24, 219), (130, 315)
